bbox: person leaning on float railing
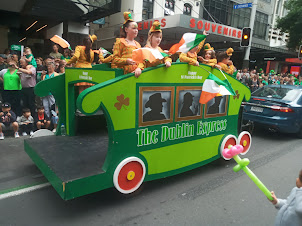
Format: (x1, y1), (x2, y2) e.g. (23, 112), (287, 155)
(111, 12), (144, 78)
(178, 30), (208, 67)
(142, 21), (172, 70)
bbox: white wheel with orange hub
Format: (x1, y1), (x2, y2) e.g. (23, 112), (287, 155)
(220, 135), (238, 160)
(238, 131), (252, 155)
(113, 157), (146, 194)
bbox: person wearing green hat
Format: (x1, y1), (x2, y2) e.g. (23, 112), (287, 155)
(294, 77), (299, 85)
(258, 68), (264, 77)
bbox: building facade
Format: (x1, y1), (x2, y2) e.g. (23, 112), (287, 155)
(0, 0), (121, 57)
(92, 0), (295, 71)
(91, 0), (202, 49)
(269, 0), (289, 47)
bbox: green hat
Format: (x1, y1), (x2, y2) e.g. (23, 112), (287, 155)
(259, 76), (262, 79)
(270, 70), (275, 74)
(259, 68), (263, 72)
(290, 74), (294, 77)
(204, 43), (214, 51)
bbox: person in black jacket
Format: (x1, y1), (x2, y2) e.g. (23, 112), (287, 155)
(34, 106), (51, 130)
(0, 102), (19, 139)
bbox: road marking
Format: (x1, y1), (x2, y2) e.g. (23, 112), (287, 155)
(0, 182), (50, 200)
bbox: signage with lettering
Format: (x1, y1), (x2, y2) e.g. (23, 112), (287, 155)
(187, 18), (242, 39)
(234, 3), (252, 9)
(11, 45), (22, 51)
(137, 15), (241, 40)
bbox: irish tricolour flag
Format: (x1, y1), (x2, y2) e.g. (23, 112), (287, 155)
(169, 33), (206, 54)
(101, 48), (111, 57)
(50, 35), (72, 50)
(199, 73), (236, 104)
(132, 48), (169, 64)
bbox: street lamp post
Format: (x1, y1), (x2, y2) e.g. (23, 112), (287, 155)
(242, 0), (258, 69)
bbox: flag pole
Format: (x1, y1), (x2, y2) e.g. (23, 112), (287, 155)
(198, 65), (230, 82)
(198, 66), (211, 75)
(218, 68), (229, 81)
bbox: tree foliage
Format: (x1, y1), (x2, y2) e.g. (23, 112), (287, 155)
(276, 0), (302, 49)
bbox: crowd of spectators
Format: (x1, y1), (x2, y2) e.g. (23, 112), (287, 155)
(0, 44), (300, 139)
(236, 68), (301, 92)
(0, 45), (75, 139)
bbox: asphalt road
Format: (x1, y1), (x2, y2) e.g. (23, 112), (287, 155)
(0, 128), (301, 226)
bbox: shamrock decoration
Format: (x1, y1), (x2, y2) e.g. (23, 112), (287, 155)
(114, 94), (130, 110)
(233, 90), (240, 100)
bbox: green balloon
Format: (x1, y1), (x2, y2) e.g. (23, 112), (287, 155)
(233, 155), (273, 200)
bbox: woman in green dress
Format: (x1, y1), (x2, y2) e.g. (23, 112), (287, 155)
(0, 59), (22, 115)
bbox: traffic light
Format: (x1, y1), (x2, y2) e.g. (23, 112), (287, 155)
(241, 27), (251, 47)
(298, 45), (302, 59)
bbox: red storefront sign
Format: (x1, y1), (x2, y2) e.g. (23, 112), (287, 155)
(137, 19), (167, 31)
(137, 15), (241, 40)
(290, 66), (301, 76)
(285, 58), (302, 64)
(189, 18), (242, 39)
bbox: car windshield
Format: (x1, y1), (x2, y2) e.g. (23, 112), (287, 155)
(252, 86), (301, 101)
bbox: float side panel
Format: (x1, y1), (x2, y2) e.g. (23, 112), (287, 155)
(24, 141), (66, 200)
(63, 173), (113, 200)
(140, 134), (224, 174)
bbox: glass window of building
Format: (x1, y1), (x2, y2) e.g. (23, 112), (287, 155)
(142, 0), (154, 20)
(254, 11), (268, 39)
(230, 2), (268, 40)
(276, 0), (282, 15)
(203, 0), (231, 25)
(183, 3), (192, 16)
(165, 0), (175, 16)
(230, 7), (250, 29)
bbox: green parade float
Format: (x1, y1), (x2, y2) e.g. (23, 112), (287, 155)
(24, 62), (251, 200)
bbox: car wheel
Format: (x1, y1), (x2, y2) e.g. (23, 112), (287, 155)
(113, 157), (146, 194)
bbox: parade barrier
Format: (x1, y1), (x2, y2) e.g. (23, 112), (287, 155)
(24, 62), (251, 200)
